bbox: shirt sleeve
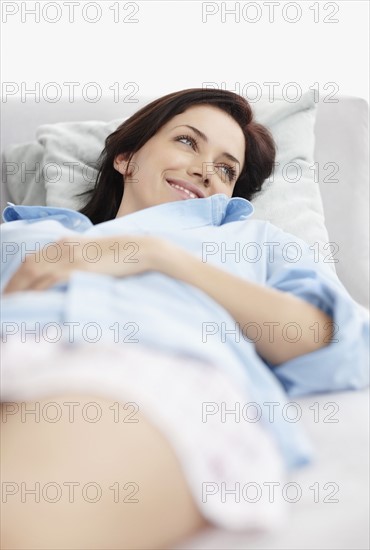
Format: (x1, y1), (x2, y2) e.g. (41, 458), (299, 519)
(263, 221), (370, 397)
(0, 204), (91, 294)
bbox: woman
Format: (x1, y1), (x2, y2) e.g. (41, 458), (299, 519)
(1, 88), (368, 549)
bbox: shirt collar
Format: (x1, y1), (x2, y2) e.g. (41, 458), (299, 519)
(2, 194), (254, 232)
(100, 194), (254, 232)
(2, 202), (93, 232)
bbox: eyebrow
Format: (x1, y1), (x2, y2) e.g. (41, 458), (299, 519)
(171, 124), (241, 167)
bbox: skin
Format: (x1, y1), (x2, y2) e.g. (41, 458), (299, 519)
(1, 394), (208, 549)
(1, 105), (334, 548)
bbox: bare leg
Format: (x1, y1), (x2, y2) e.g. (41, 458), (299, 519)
(1, 393), (209, 549)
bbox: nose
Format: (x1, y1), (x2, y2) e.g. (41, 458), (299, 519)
(188, 161), (214, 188)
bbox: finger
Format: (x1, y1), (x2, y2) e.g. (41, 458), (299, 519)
(2, 260), (42, 294)
(3, 272), (30, 294)
(26, 274), (63, 292)
(3, 273), (61, 294)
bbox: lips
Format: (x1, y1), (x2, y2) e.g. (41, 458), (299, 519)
(166, 179), (205, 199)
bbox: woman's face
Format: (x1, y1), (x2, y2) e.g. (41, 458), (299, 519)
(114, 104), (246, 217)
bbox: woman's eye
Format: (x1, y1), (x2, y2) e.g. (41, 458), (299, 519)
(175, 135), (237, 182)
(218, 164), (237, 182)
(175, 134), (198, 149)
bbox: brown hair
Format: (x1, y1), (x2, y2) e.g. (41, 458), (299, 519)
(76, 88), (276, 224)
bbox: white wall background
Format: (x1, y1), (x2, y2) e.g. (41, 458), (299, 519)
(1, 0), (369, 103)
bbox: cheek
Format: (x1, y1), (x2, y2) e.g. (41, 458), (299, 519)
(163, 150), (191, 169)
(134, 144), (188, 176)
(142, 148), (171, 168)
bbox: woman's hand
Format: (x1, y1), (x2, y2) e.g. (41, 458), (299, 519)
(2, 235), (164, 294)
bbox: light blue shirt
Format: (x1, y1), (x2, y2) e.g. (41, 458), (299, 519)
(1, 194), (369, 470)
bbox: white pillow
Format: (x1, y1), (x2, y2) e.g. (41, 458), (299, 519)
(3, 91), (332, 269)
(251, 91), (333, 268)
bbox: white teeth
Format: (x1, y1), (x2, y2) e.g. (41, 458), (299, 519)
(170, 183), (197, 199)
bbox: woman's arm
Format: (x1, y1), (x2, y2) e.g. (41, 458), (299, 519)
(3, 234), (333, 366)
(153, 240), (334, 367)
(2, 235), (159, 294)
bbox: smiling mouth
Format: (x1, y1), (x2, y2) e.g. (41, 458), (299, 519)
(166, 180), (199, 200)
